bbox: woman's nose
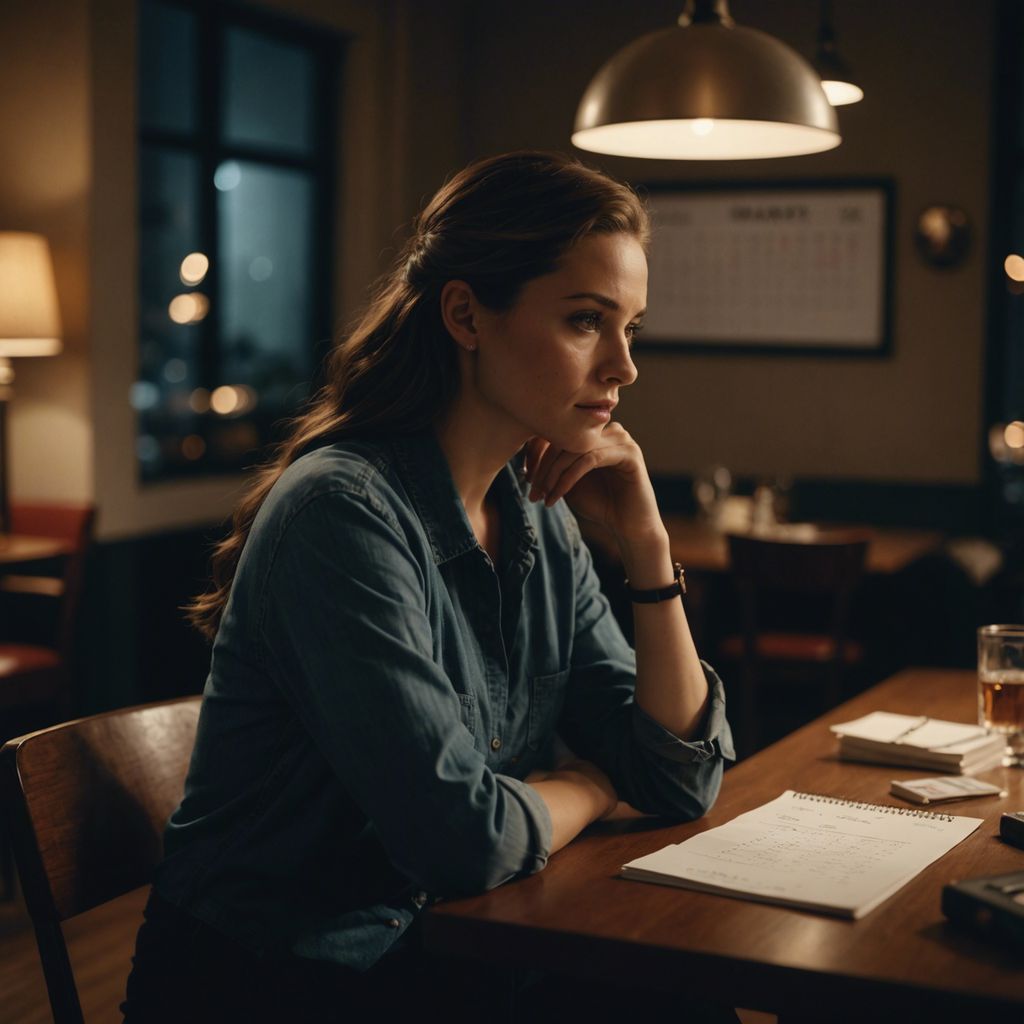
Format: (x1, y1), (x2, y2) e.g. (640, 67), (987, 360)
(601, 334), (638, 386)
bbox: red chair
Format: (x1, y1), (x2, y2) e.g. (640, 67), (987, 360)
(720, 529), (868, 757)
(0, 503), (95, 719)
(0, 503), (95, 899)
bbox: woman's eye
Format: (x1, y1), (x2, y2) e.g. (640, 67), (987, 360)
(626, 322), (644, 344)
(572, 311), (602, 332)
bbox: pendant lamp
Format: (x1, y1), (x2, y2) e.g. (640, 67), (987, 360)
(572, 0), (840, 161)
(814, 0), (863, 106)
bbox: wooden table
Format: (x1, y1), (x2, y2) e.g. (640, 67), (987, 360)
(423, 669), (1024, 1021)
(0, 535), (70, 566)
(660, 516), (943, 576)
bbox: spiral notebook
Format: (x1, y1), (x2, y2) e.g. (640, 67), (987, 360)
(621, 790), (982, 919)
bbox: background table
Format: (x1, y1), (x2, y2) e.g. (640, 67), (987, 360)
(583, 515), (944, 576)
(660, 516), (944, 575)
(423, 669), (1024, 1022)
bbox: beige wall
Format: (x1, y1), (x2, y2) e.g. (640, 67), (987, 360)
(461, 0), (995, 485)
(0, 0), (997, 542)
(0, 2), (94, 505)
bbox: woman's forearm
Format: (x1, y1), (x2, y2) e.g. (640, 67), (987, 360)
(527, 760), (618, 853)
(619, 529), (711, 740)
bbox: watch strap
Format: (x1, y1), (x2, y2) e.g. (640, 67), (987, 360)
(624, 562), (686, 603)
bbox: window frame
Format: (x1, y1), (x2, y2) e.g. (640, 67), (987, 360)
(137, 0), (341, 482)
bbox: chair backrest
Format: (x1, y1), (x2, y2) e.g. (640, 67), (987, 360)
(726, 529), (870, 650)
(726, 530), (870, 595)
(0, 697), (201, 1024)
(6, 503), (96, 661)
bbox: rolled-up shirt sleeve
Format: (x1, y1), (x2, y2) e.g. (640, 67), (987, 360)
(256, 487), (552, 896)
(557, 513), (735, 819)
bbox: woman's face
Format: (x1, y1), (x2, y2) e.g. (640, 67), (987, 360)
(467, 231), (648, 453)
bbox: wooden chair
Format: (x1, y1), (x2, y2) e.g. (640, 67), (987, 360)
(720, 530), (869, 756)
(0, 502), (96, 719)
(0, 696), (201, 1024)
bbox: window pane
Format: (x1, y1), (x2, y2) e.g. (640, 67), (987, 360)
(137, 146), (207, 481)
(223, 27), (315, 156)
(217, 160), (315, 438)
(139, 0), (197, 135)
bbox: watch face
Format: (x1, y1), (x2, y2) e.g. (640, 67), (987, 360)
(915, 205), (971, 268)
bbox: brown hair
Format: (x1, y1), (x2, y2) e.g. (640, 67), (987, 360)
(188, 150), (649, 640)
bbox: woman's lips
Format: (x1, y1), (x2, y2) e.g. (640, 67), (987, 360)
(575, 402), (615, 421)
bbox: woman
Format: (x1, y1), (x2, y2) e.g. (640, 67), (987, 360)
(123, 150), (735, 1022)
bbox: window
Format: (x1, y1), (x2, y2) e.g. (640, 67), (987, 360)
(136, 0), (340, 481)
(985, 1), (1024, 529)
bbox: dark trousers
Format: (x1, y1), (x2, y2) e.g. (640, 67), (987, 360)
(122, 888), (740, 1023)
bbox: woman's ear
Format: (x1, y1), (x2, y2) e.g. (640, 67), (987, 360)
(440, 280), (480, 352)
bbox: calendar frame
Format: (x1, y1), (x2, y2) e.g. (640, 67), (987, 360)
(635, 178), (895, 357)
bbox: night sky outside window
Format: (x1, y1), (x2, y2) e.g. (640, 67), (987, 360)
(136, 0), (338, 482)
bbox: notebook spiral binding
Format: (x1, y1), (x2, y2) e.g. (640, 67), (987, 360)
(793, 791), (955, 822)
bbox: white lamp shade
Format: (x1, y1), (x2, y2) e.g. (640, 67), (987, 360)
(0, 232), (62, 357)
(820, 79), (864, 106)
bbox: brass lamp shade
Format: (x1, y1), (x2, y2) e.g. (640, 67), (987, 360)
(573, 9), (841, 160)
(0, 232), (63, 357)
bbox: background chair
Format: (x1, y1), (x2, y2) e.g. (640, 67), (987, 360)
(0, 503), (96, 723)
(0, 503), (95, 901)
(0, 696), (201, 1024)
(720, 530), (869, 757)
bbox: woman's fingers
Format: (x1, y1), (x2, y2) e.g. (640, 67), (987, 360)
(547, 447), (630, 506)
(532, 446), (592, 503)
(527, 425), (641, 509)
(522, 437), (549, 486)
(528, 442), (566, 501)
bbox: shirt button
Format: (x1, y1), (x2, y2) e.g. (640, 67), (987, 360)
(490, 737), (502, 751)
(387, 918), (401, 928)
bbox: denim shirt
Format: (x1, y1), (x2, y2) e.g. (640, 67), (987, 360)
(156, 432), (734, 970)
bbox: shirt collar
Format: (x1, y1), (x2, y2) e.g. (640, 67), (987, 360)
(392, 432), (537, 566)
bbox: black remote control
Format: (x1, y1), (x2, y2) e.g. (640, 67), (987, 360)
(1001, 811), (1024, 850)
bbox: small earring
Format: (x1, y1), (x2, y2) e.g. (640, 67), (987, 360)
(464, 343), (477, 352)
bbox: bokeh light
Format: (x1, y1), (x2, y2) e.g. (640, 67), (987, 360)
(180, 252), (209, 286)
(182, 434), (207, 460)
(1005, 254), (1024, 282)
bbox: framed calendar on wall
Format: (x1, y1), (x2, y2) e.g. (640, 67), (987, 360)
(637, 179), (894, 356)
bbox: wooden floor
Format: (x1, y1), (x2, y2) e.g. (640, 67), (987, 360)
(0, 883), (775, 1023)
(0, 883), (147, 1024)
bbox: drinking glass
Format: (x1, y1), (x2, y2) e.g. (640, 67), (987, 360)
(977, 624), (1024, 765)
(693, 466), (732, 525)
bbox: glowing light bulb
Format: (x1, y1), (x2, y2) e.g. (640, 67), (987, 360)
(180, 252), (209, 286)
(1005, 254), (1024, 282)
(210, 385), (240, 415)
(1005, 421), (1024, 449)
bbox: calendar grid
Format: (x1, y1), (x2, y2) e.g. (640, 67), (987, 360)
(638, 180), (893, 356)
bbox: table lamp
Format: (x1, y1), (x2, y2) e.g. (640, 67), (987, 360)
(0, 232), (63, 535)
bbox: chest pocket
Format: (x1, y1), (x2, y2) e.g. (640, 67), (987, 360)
(527, 669), (569, 750)
(456, 692), (478, 739)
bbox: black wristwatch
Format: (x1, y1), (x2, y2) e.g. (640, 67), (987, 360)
(624, 562), (686, 603)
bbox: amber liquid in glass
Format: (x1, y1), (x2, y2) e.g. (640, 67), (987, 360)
(979, 669), (1024, 736)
